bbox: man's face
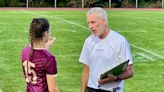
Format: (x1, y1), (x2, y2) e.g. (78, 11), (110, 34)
(87, 13), (106, 37)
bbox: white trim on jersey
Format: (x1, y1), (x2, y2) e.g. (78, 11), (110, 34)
(47, 74), (58, 78)
(33, 48), (46, 50)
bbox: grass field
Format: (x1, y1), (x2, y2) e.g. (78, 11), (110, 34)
(0, 9), (164, 92)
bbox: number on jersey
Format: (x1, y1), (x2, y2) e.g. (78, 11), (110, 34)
(23, 60), (37, 84)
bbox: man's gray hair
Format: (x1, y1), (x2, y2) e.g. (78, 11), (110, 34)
(87, 7), (108, 26)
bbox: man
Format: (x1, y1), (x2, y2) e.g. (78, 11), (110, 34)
(79, 7), (134, 92)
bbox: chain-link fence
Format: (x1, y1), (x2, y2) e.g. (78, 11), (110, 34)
(0, 0), (163, 8)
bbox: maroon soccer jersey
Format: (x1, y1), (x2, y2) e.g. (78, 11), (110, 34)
(21, 46), (57, 92)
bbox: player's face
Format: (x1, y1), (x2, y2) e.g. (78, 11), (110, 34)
(87, 14), (106, 37)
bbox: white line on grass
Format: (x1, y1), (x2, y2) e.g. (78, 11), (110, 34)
(116, 29), (146, 33)
(133, 52), (156, 61)
(22, 11), (89, 30)
(23, 11), (164, 60)
(131, 44), (164, 59)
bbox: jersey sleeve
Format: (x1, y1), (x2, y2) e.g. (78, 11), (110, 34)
(117, 38), (133, 65)
(79, 39), (89, 65)
(45, 56), (57, 75)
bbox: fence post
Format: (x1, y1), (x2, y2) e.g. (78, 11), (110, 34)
(82, 0), (84, 8)
(162, 0), (164, 8)
(54, 0), (56, 8)
(109, 0), (111, 8)
(26, 0), (28, 8)
(136, 0), (138, 8)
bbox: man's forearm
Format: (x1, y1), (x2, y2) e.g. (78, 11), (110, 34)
(117, 65), (134, 80)
(81, 71), (89, 92)
(81, 79), (87, 92)
(81, 65), (89, 92)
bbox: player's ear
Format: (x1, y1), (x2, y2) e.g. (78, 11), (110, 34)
(43, 31), (49, 43)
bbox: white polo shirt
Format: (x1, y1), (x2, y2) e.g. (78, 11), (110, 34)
(79, 30), (133, 92)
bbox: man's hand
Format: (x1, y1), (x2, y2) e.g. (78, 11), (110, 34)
(98, 74), (117, 84)
(45, 37), (56, 50)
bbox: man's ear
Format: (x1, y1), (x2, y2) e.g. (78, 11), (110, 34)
(44, 31), (49, 36)
(102, 18), (106, 26)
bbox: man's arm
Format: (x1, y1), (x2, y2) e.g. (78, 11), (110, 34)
(98, 64), (134, 84)
(117, 64), (134, 80)
(81, 64), (89, 92)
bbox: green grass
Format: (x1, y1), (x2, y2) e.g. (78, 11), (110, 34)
(0, 10), (164, 92)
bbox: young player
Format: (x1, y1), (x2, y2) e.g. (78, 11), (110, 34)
(21, 18), (59, 92)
